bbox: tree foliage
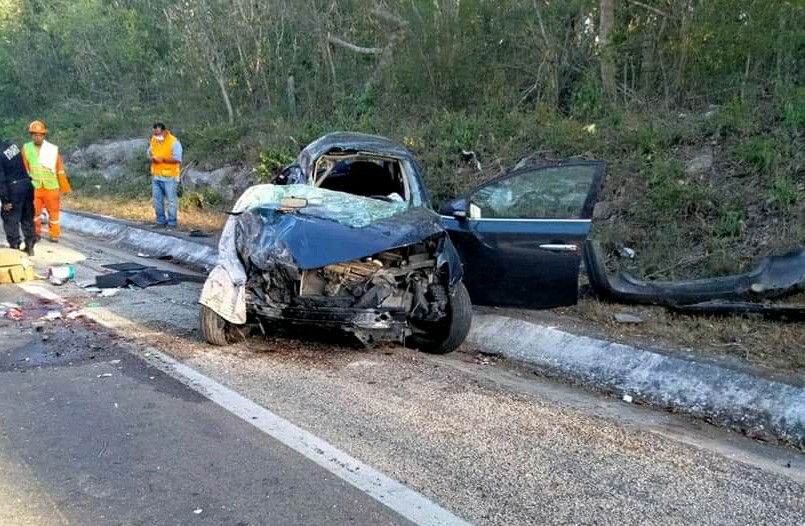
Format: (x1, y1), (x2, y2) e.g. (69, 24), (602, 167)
(0, 0), (802, 142)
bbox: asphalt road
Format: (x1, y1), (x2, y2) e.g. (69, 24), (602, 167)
(0, 287), (413, 526)
(0, 232), (804, 525)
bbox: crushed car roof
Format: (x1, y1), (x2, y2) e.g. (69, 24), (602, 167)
(298, 132), (414, 172)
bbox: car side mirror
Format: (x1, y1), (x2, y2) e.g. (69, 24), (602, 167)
(439, 197), (467, 218)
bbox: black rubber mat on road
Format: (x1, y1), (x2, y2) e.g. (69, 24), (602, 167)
(102, 262), (151, 272)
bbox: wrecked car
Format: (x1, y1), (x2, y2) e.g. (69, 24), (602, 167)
(199, 132), (606, 353)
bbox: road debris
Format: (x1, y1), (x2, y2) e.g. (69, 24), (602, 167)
(585, 240), (805, 319)
(0, 248), (36, 283)
(137, 252), (174, 261)
(97, 373), (113, 378)
(623, 394), (634, 403)
(474, 353), (497, 366)
(94, 262), (204, 290)
(47, 265), (75, 285)
(41, 310), (62, 321)
(614, 313), (644, 324)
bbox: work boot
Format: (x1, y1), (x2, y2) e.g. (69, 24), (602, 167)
(24, 240), (35, 257)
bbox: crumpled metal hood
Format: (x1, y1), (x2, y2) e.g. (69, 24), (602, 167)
(236, 205), (449, 271)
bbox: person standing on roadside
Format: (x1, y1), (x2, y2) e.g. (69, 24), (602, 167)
(147, 123), (182, 229)
(21, 120), (71, 243)
(0, 137), (36, 255)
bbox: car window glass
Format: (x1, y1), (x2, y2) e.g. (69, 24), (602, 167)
(469, 164), (597, 219)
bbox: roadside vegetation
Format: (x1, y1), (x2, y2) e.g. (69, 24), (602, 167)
(0, 1), (803, 370)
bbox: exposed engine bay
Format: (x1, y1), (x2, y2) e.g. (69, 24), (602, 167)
(243, 237), (451, 345)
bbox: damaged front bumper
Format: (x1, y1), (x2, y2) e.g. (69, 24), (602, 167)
(584, 240), (805, 318)
(251, 303), (409, 344)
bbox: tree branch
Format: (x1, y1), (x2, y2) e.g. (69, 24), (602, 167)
(624, 0), (671, 19)
(370, 6), (408, 28)
(327, 33), (386, 55)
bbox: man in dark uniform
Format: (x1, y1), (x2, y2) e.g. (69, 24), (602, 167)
(0, 138), (36, 256)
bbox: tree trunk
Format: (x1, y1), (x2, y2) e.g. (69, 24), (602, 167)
(599, 0), (616, 101)
(212, 65), (235, 124)
(287, 75), (296, 119)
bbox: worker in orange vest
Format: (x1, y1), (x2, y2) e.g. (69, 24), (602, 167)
(147, 122), (182, 229)
(21, 120), (72, 243)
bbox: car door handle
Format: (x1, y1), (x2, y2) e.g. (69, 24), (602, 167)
(538, 244), (577, 252)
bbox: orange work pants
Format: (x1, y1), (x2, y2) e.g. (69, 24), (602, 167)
(34, 188), (61, 240)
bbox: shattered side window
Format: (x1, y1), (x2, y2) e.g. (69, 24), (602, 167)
(246, 184), (408, 228)
(470, 165), (598, 219)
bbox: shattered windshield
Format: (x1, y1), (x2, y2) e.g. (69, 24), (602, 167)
(243, 184), (408, 228)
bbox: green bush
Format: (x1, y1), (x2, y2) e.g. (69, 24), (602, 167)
(255, 148), (295, 184)
(179, 188), (225, 210)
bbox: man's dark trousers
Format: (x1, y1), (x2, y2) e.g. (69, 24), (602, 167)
(2, 180), (35, 249)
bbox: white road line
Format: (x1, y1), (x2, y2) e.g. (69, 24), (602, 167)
(19, 283), (474, 526)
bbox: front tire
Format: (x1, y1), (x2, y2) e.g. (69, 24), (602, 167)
(410, 281), (473, 354)
(200, 304), (232, 346)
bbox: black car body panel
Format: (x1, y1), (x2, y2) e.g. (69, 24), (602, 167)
(584, 240), (805, 307)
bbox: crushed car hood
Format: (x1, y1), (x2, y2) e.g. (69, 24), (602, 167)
(233, 185), (449, 271)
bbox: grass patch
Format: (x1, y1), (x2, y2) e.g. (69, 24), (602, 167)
(563, 297), (805, 381)
(64, 194), (227, 232)
(64, 172), (228, 233)
(768, 175), (803, 213)
(735, 136), (777, 175)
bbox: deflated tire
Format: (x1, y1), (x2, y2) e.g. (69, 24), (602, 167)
(410, 281), (472, 354)
(200, 304), (232, 346)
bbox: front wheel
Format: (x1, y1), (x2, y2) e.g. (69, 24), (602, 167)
(200, 304), (232, 346)
(409, 282), (473, 354)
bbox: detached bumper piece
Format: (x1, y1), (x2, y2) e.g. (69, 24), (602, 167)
(583, 240), (805, 320)
(252, 304), (409, 345)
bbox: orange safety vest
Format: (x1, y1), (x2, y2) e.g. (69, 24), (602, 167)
(149, 132), (181, 177)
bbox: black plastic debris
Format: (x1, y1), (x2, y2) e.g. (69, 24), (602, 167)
(102, 262), (150, 272)
(95, 272), (131, 289)
(669, 301), (805, 321)
(128, 268), (178, 288)
(94, 261), (206, 289)
(583, 240), (805, 319)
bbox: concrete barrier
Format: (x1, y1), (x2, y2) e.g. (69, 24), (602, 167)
(468, 314), (805, 449)
(61, 210), (217, 271)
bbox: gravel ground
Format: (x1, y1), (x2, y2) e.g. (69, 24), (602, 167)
(14, 233), (805, 526)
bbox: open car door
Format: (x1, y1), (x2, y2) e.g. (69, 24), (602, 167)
(440, 161), (605, 308)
